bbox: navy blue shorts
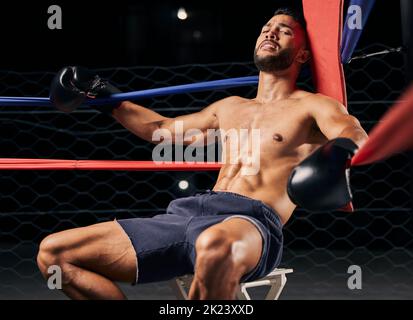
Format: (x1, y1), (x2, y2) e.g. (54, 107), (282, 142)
(116, 190), (283, 284)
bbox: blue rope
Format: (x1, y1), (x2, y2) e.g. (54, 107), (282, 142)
(0, 76), (259, 107)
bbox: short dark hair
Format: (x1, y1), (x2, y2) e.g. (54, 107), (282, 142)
(273, 7), (306, 30)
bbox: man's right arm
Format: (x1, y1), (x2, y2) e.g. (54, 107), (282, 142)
(49, 66), (226, 145)
(112, 99), (224, 145)
(112, 101), (169, 142)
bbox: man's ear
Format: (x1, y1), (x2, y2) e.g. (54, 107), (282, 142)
(296, 48), (311, 64)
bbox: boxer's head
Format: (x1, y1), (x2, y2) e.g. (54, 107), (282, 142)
(254, 7), (310, 73)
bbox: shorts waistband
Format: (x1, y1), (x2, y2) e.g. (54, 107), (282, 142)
(193, 189), (282, 227)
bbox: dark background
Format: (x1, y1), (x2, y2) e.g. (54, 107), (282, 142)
(0, 0), (403, 71)
(0, 1), (412, 299)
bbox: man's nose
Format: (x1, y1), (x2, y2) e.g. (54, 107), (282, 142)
(265, 31), (279, 41)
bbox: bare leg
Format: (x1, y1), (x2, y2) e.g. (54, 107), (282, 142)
(37, 221), (137, 300)
(188, 218), (263, 299)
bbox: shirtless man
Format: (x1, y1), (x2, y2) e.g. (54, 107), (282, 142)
(38, 7), (368, 300)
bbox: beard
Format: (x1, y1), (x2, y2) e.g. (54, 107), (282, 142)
(254, 47), (295, 72)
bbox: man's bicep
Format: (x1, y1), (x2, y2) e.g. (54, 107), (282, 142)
(311, 97), (356, 139)
(183, 103), (219, 131)
(165, 100), (220, 132)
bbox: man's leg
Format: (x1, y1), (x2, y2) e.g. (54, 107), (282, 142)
(188, 218), (263, 300)
(37, 221), (137, 300)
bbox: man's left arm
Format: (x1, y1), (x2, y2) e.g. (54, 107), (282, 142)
(286, 95), (369, 211)
(308, 94), (369, 148)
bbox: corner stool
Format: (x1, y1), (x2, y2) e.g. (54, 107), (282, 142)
(170, 268), (293, 300)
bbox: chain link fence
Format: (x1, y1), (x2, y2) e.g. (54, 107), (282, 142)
(0, 43), (412, 299)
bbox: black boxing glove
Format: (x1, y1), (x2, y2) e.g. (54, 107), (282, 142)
(49, 66), (121, 114)
(287, 138), (358, 211)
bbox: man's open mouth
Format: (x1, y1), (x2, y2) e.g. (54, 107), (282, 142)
(259, 40), (279, 51)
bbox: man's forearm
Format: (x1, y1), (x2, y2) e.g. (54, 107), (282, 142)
(112, 101), (169, 142)
(338, 126), (369, 149)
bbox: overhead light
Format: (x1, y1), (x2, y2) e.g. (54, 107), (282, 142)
(177, 7), (188, 20)
(178, 180), (189, 190)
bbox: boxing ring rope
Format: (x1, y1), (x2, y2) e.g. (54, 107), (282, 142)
(351, 84), (413, 166)
(0, 159), (222, 171)
(0, 76), (258, 107)
(0, 76), (250, 172)
(0, 74), (412, 169)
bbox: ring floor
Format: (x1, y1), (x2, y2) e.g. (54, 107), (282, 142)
(1, 245), (412, 299)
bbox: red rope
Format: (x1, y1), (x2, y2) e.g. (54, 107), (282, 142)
(0, 159), (222, 171)
(351, 84), (413, 166)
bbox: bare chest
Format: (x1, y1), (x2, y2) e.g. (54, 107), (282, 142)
(218, 105), (318, 153)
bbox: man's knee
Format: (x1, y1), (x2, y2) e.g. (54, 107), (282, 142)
(37, 233), (70, 276)
(195, 228), (239, 272)
(196, 227), (231, 250)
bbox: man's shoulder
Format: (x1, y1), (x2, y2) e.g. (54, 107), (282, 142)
(212, 95), (249, 111)
(218, 95), (249, 104)
(291, 89), (314, 99)
(297, 91), (346, 113)
(301, 92), (344, 106)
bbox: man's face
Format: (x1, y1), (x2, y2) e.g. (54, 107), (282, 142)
(254, 14), (308, 72)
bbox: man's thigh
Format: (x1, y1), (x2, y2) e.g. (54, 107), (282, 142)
(47, 221), (137, 283)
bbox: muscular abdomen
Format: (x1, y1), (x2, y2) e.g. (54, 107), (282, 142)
(213, 156), (301, 225)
